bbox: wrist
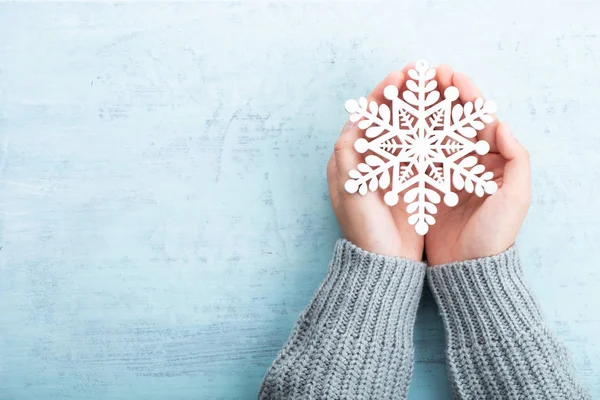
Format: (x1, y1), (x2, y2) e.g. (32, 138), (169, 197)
(399, 242), (424, 262)
(342, 235), (422, 261)
(343, 232), (423, 261)
(426, 242), (514, 266)
(427, 245), (543, 346)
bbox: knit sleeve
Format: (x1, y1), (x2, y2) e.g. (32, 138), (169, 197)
(427, 246), (590, 399)
(259, 239), (427, 399)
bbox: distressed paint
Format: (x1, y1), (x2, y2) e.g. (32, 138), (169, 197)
(0, 2), (599, 399)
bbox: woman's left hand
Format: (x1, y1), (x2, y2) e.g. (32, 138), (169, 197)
(327, 67), (424, 260)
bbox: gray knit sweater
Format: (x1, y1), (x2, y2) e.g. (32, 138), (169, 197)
(259, 239), (589, 399)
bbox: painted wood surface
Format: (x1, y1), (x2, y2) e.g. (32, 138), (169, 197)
(0, 2), (599, 399)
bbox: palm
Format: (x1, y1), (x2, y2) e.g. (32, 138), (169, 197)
(426, 151), (509, 264)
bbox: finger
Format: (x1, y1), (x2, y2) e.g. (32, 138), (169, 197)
(402, 61), (415, 77)
(334, 120), (363, 184)
(368, 69), (404, 102)
(327, 153), (338, 187)
(400, 62), (415, 92)
(495, 122), (530, 200)
(452, 72), (499, 152)
(453, 72), (482, 101)
(435, 64), (454, 94)
(434, 64), (454, 112)
(326, 154), (339, 203)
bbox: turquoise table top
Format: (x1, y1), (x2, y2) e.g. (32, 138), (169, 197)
(1, 2), (599, 399)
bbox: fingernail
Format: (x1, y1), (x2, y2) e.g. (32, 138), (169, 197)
(503, 123), (513, 137)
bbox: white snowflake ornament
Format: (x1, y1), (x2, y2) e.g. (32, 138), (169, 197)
(344, 59), (498, 235)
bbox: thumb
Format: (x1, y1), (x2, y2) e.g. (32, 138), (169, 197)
(495, 122), (531, 201)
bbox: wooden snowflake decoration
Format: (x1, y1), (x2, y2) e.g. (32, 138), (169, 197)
(344, 59), (498, 235)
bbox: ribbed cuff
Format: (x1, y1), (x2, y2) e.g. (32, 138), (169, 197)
(427, 246), (544, 349)
(259, 239), (427, 399)
(326, 239), (427, 348)
(427, 247), (590, 399)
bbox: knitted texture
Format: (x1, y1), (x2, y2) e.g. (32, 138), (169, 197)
(259, 239), (426, 399)
(428, 246), (590, 399)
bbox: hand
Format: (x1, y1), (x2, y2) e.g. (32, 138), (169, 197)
(425, 66), (531, 265)
(327, 68), (424, 260)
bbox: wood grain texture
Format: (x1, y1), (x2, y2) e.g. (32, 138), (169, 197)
(0, 2), (598, 399)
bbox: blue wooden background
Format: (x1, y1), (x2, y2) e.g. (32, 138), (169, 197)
(1, 2), (599, 399)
